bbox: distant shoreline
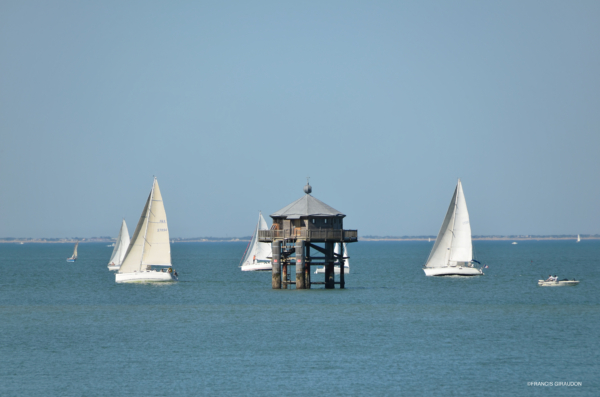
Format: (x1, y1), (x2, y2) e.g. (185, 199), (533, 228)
(0, 235), (597, 244)
(360, 236), (600, 242)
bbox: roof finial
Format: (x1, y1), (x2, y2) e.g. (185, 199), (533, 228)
(304, 177), (312, 194)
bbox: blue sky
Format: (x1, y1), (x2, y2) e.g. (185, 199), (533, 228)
(1, 1), (599, 238)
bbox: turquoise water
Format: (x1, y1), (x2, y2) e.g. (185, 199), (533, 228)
(1, 241), (598, 396)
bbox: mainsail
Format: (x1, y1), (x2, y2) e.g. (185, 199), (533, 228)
(334, 243), (349, 268)
(108, 219), (130, 266)
(72, 242), (79, 259)
(240, 211), (271, 267)
(119, 178), (171, 273)
(424, 179), (473, 268)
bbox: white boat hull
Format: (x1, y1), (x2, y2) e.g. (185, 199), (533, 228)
(538, 280), (579, 287)
(108, 264), (120, 271)
(314, 266), (349, 274)
(241, 262), (272, 271)
(423, 266), (483, 276)
(115, 270), (177, 283)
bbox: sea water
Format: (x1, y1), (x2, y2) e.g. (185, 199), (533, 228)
(0, 241), (598, 396)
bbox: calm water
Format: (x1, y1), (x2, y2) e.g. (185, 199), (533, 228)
(1, 241), (598, 396)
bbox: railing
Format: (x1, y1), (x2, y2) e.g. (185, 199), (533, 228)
(258, 229), (358, 242)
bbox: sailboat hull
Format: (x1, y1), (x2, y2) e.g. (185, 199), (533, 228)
(423, 267), (483, 276)
(314, 266), (349, 274)
(66, 258), (76, 262)
(241, 262), (272, 271)
(107, 264), (120, 271)
(115, 270), (177, 283)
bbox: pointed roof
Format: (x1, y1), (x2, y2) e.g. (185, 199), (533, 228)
(271, 186), (345, 219)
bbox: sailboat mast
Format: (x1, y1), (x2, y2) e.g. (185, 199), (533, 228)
(139, 178), (156, 271)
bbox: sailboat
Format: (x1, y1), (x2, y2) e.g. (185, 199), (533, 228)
(577, 234), (581, 243)
(423, 179), (483, 276)
(314, 243), (350, 274)
(115, 177), (178, 283)
(66, 242), (78, 262)
(107, 219), (131, 271)
(240, 211), (272, 271)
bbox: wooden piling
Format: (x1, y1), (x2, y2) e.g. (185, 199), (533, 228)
(339, 242), (345, 289)
(272, 240), (281, 289)
(325, 241), (335, 289)
(305, 244), (311, 289)
(295, 241), (305, 289)
(282, 260), (288, 289)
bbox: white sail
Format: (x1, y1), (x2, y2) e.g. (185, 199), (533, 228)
(241, 211), (271, 269)
(425, 187), (457, 268)
(119, 178), (171, 274)
(425, 179), (472, 268)
(108, 219), (130, 266)
(449, 180), (472, 264)
(577, 234), (581, 242)
(334, 243), (349, 268)
(315, 243), (349, 274)
(72, 242), (79, 259)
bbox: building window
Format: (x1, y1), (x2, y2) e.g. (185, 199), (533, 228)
(312, 219), (315, 224)
(324, 219), (327, 224)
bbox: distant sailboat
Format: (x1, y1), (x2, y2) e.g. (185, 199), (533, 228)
(428, 238), (431, 242)
(66, 242), (79, 262)
(240, 211), (272, 271)
(107, 219), (131, 271)
(115, 178), (177, 283)
(577, 234), (581, 243)
(315, 243), (350, 274)
(423, 179), (483, 276)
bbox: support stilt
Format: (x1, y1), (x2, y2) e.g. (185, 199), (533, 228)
(295, 241), (305, 289)
(282, 260), (288, 289)
(272, 241), (281, 289)
(305, 244), (311, 289)
(325, 241), (335, 289)
(339, 243), (345, 289)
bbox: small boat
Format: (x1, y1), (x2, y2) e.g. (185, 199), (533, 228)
(115, 177), (177, 283)
(107, 219), (130, 271)
(423, 179), (483, 276)
(512, 242), (518, 245)
(538, 279), (580, 287)
(240, 211), (272, 271)
(315, 243), (349, 274)
(66, 242), (79, 262)
(577, 234), (581, 243)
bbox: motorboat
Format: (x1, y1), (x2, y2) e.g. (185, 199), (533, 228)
(538, 279), (579, 287)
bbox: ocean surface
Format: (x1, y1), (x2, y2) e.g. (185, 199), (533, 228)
(0, 240), (598, 396)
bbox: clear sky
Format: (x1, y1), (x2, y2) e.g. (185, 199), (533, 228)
(1, 1), (599, 238)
